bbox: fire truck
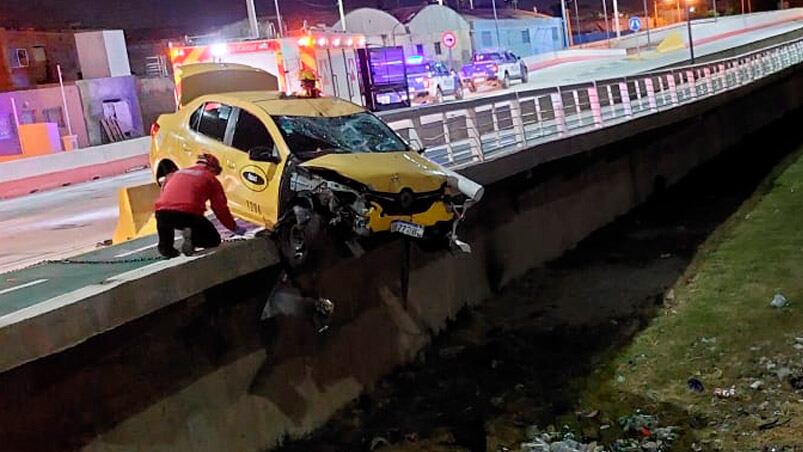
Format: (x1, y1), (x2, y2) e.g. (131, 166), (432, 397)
(168, 32), (367, 107)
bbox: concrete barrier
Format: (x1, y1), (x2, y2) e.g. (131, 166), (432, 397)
(0, 137), (149, 199)
(0, 53), (800, 451)
(523, 48), (627, 71)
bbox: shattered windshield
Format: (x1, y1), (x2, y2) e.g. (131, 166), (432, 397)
(273, 112), (409, 159)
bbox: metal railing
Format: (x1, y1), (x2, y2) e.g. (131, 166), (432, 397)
(379, 37), (803, 169)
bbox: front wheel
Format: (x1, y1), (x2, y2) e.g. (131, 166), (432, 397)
(277, 208), (323, 270)
(521, 67), (529, 84)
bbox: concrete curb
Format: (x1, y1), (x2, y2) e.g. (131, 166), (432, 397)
(0, 137), (150, 199)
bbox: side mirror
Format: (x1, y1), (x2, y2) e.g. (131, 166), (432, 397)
(249, 145), (281, 163)
(408, 139), (426, 155)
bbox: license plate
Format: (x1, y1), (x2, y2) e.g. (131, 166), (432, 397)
(391, 221), (425, 238)
(473, 76), (486, 82)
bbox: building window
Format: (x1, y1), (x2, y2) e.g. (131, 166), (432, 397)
(415, 44), (424, 55)
(552, 27), (559, 42)
(522, 30), (531, 44)
(434, 42), (442, 55)
(481, 31), (493, 48)
(43, 107), (65, 128)
(11, 48), (29, 68)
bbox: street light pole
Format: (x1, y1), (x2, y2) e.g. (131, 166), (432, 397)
(273, 0), (284, 37)
(643, 0), (651, 45)
(491, 0), (502, 48)
(572, 0), (581, 44)
(561, 0), (571, 47)
(686, 5), (695, 63)
(602, 0), (610, 39)
(613, 0), (621, 38)
(338, 0), (347, 31)
(246, 0), (259, 38)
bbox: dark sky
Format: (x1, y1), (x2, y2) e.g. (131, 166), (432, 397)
(0, 0), (551, 35)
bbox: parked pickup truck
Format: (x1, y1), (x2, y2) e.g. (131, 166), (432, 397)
(460, 51), (529, 92)
(406, 57), (464, 104)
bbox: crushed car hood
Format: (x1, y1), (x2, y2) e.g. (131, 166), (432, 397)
(300, 152), (448, 193)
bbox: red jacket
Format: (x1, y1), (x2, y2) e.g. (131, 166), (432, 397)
(155, 165), (237, 231)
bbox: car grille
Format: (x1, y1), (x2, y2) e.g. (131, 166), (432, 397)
(369, 188), (444, 216)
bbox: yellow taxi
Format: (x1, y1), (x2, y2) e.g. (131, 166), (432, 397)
(150, 63), (482, 266)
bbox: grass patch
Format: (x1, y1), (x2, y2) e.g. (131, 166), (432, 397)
(577, 147), (803, 450)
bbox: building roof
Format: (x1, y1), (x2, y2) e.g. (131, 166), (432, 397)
(460, 8), (555, 20)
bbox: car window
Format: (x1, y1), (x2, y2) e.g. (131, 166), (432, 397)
(232, 109), (274, 152)
(189, 105), (203, 129)
(197, 102), (233, 142)
(272, 112), (408, 160)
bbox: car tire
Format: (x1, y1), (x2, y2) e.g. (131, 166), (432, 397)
(502, 72), (511, 89)
(521, 67), (529, 84)
(277, 207), (323, 270)
(467, 82), (477, 93)
(156, 160), (178, 186)
(434, 87), (443, 104)
(455, 83), (464, 100)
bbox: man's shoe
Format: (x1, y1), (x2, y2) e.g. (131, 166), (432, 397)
(181, 228), (195, 256)
(159, 247), (180, 259)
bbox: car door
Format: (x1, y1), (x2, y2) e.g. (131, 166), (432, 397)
(192, 101), (248, 218)
(506, 52), (522, 78)
(229, 107), (283, 227)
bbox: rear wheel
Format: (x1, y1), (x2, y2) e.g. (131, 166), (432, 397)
(454, 83), (465, 100)
(467, 82), (477, 93)
(521, 67), (529, 84)
(502, 72), (511, 89)
(434, 87), (444, 104)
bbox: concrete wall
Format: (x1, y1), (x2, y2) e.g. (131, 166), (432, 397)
(0, 55), (800, 451)
(136, 77), (176, 131)
(75, 75), (144, 145)
(0, 85), (89, 158)
(74, 31), (132, 80)
(468, 17), (564, 57)
(0, 28), (81, 90)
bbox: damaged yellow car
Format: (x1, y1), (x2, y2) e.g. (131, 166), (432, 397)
(150, 63), (483, 266)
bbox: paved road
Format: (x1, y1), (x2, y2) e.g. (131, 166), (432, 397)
(2, 18), (801, 276)
(0, 171), (151, 274)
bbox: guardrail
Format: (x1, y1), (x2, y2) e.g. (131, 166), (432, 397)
(379, 37), (803, 169)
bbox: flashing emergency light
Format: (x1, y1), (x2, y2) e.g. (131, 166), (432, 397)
(297, 36), (312, 47)
(346, 38), (354, 47)
(357, 37), (367, 47)
(317, 37), (328, 47)
(172, 48), (185, 58)
(332, 38), (342, 47)
(406, 55), (424, 65)
(211, 43), (228, 57)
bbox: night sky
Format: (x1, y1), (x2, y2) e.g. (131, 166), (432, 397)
(1, 0), (549, 34)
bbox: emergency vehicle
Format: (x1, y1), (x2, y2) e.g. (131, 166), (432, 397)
(405, 55), (463, 104)
(168, 32), (367, 107)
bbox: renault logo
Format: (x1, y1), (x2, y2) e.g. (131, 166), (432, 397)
(399, 189), (415, 210)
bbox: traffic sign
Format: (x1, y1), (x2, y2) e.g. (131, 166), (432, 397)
(442, 31), (457, 49)
(629, 16), (642, 32)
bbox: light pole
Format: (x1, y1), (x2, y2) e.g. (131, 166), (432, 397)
(246, 0), (259, 38)
(686, 4), (695, 63)
(338, 0), (347, 31)
(602, 0), (610, 39)
(572, 0), (581, 44)
(561, 0), (571, 47)
(273, 0), (284, 37)
(491, 0), (502, 48)
(613, 0), (621, 38)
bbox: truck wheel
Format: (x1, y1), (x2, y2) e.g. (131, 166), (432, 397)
(502, 72), (511, 89)
(455, 83), (464, 100)
(521, 67), (529, 84)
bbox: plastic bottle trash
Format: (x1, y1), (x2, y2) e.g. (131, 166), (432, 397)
(770, 293), (789, 308)
(713, 386), (736, 398)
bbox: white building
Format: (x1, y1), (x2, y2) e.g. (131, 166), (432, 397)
(335, 5), (565, 66)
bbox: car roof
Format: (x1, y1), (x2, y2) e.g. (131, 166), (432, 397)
(195, 91), (365, 117)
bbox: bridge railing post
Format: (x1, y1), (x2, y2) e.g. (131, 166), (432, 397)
(551, 89), (568, 137)
(644, 77), (658, 113)
(667, 71), (679, 106)
(618, 81), (633, 118)
(440, 112), (454, 163)
(685, 70), (697, 100)
(511, 93), (527, 148)
(702, 67), (713, 96)
(464, 107), (484, 163)
(589, 83), (603, 128)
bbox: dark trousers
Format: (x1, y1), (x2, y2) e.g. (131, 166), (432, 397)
(155, 210), (221, 252)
